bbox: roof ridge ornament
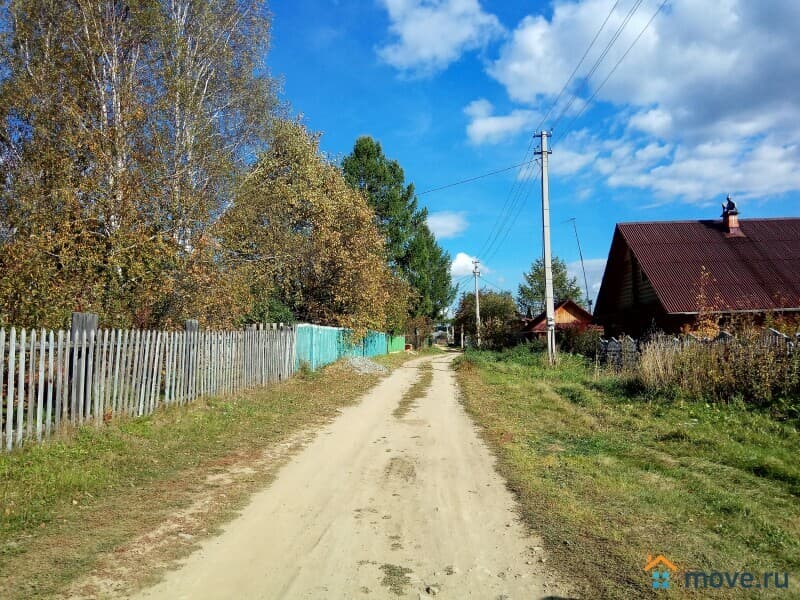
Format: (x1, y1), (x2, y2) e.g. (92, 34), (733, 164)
(721, 194), (738, 217)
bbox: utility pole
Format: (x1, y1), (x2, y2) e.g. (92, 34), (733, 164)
(536, 131), (556, 364)
(473, 259), (481, 348)
(569, 217), (593, 314)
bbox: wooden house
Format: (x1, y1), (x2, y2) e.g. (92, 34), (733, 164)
(594, 199), (800, 336)
(521, 299), (598, 339)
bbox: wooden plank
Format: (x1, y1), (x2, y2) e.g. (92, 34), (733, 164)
(130, 330), (142, 415)
(117, 330), (129, 414)
(5, 328), (15, 451)
(175, 331), (186, 405)
(206, 331), (211, 397)
(174, 331), (181, 404)
(198, 331), (205, 399)
(62, 331), (71, 424)
(55, 330), (64, 429)
(235, 331), (241, 391)
(183, 330), (191, 403)
(122, 329), (134, 414)
(138, 331), (151, 416)
(144, 330), (155, 413)
(97, 329), (108, 422)
(71, 329), (81, 423)
(112, 329), (122, 414)
(151, 332), (163, 413)
(45, 330), (54, 438)
(208, 332), (215, 397)
(207, 332), (213, 395)
(16, 329), (26, 447)
(104, 329), (114, 414)
(85, 329), (96, 422)
(170, 332), (178, 404)
(28, 329), (38, 441)
(216, 331), (221, 395)
(0, 328), (4, 450)
(76, 329), (86, 423)
(193, 330), (199, 401)
(189, 329), (196, 402)
(142, 330), (153, 414)
(223, 332), (228, 394)
(164, 332), (173, 405)
(107, 329), (116, 413)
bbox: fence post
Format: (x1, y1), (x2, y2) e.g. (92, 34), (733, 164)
(69, 312), (98, 425)
(184, 320), (198, 402)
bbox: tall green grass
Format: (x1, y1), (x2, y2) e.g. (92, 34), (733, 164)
(457, 346), (800, 598)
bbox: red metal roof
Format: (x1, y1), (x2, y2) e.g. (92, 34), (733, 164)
(616, 218), (800, 314)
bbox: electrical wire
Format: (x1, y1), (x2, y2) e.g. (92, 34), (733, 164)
(549, 0), (646, 133)
(479, 158), (540, 261)
(537, 0), (623, 129)
(555, 0), (669, 145)
(472, 0), (632, 266)
(417, 159), (537, 196)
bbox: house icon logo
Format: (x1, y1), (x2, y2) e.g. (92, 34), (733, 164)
(645, 554), (678, 590)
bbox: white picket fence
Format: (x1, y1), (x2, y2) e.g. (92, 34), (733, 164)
(0, 324), (295, 451)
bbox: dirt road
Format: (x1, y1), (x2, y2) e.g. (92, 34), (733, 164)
(135, 353), (572, 599)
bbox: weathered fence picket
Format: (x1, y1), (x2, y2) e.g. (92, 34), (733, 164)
(6, 328), (15, 451)
(0, 321), (397, 452)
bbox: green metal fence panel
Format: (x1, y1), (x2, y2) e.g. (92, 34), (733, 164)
(388, 335), (405, 353)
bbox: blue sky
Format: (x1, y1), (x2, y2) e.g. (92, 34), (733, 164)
(266, 0), (800, 306)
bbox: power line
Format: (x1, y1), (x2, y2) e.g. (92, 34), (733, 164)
(549, 0), (646, 133)
(484, 169), (540, 264)
(475, 142), (539, 259)
(555, 0), (669, 145)
(538, 0), (623, 129)
(417, 159), (537, 196)
(480, 159), (540, 261)
(481, 277), (511, 294)
(474, 0), (633, 266)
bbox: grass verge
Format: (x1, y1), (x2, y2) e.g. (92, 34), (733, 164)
(0, 355), (416, 599)
(456, 347), (800, 599)
(393, 362), (434, 418)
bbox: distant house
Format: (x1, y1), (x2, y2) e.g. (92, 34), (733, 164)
(594, 199), (800, 336)
(521, 299), (599, 339)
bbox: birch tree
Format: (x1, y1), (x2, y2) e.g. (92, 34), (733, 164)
(0, 0), (277, 328)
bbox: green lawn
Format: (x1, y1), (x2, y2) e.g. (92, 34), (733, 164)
(456, 347), (800, 599)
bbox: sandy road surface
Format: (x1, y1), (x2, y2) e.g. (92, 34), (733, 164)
(135, 353), (573, 599)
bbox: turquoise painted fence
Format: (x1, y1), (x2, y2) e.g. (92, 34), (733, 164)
(294, 324), (402, 370)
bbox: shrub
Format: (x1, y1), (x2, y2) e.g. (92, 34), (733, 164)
(637, 330), (800, 414)
(558, 325), (602, 358)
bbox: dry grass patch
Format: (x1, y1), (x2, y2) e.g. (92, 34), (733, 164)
(393, 362), (433, 419)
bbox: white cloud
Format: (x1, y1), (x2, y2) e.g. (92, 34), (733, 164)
(567, 257), (607, 308)
(628, 108), (672, 137)
(464, 99), (538, 145)
(428, 211), (468, 238)
(469, 0), (800, 203)
(378, 0), (504, 75)
(450, 251), (489, 277)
